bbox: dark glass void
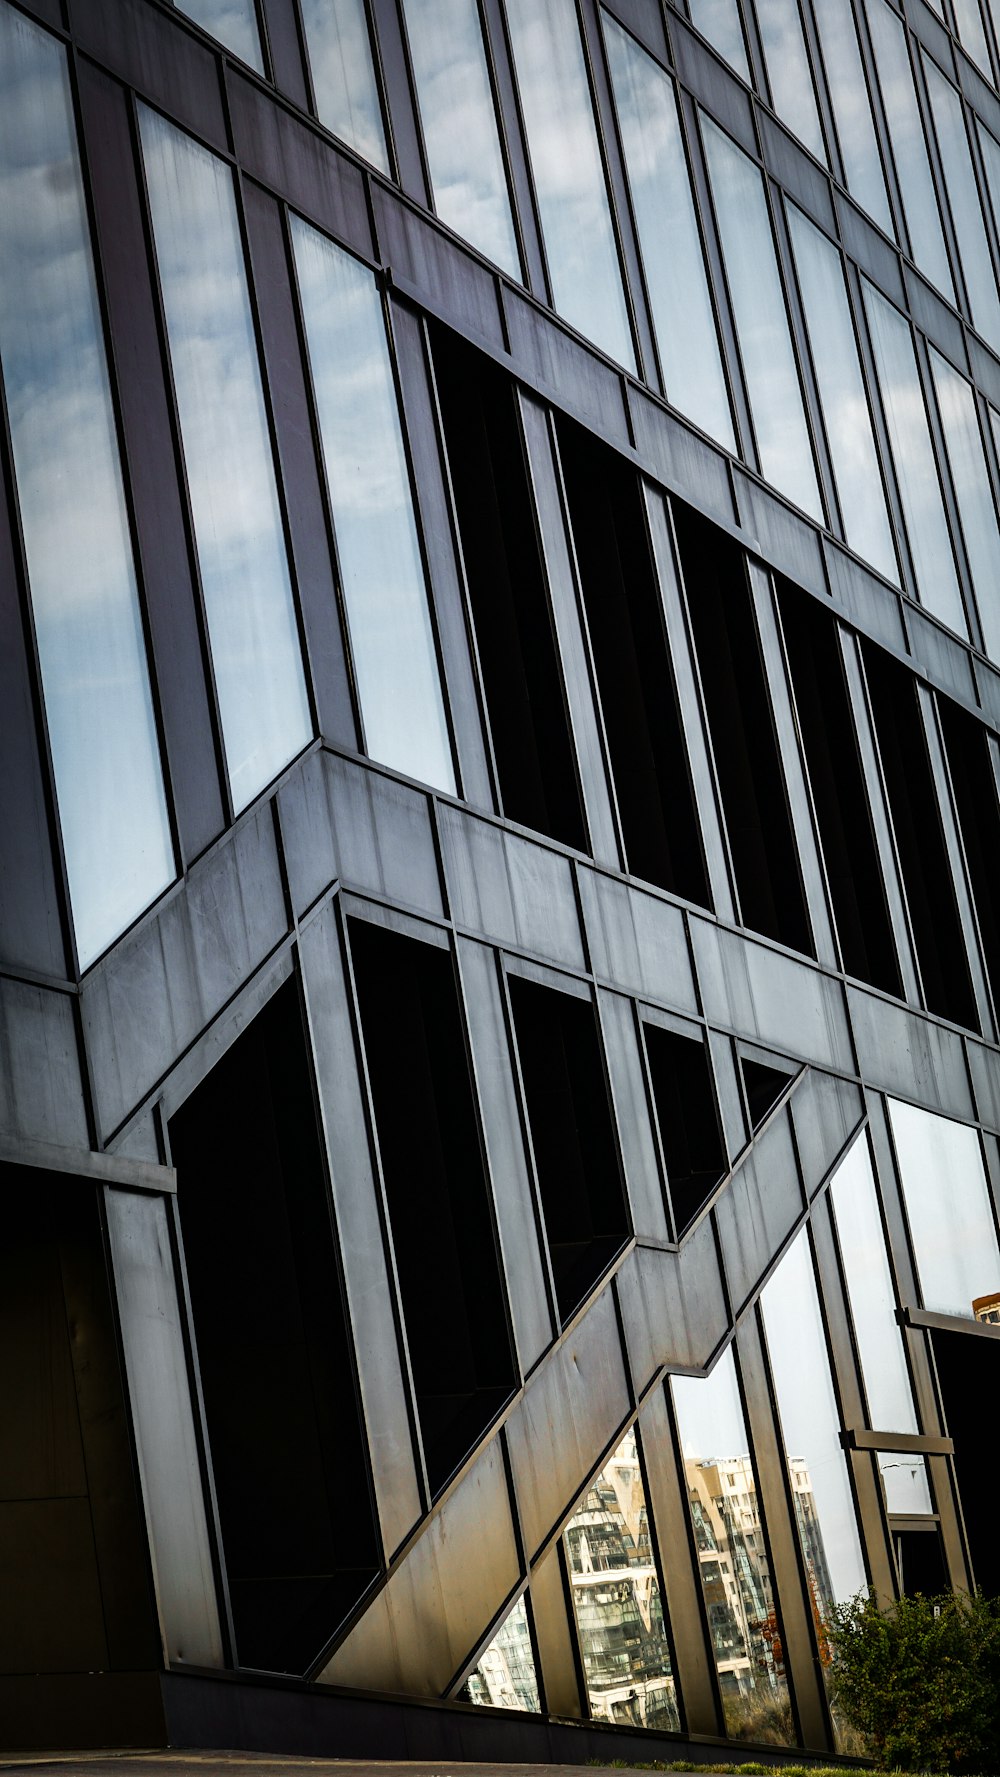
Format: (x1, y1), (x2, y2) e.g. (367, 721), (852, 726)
(508, 974), (629, 1323)
(557, 419), (711, 908)
(938, 699), (1000, 1018)
(674, 507), (813, 957)
(348, 919), (515, 1495)
(892, 1528), (946, 1596)
(170, 980), (380, 1675)
(778, 587), (902, 997)
(932, 1329), (999, 1595)
(862, 644), (978, 1032)
(741, 1056), (793, 1129)
(431, 328), (586, 851)
(643, 1022), (726, 1236)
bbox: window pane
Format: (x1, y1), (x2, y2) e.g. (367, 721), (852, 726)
(701, 116), (822, 519)
(0, 6), (173, 967)
(688, 0), (750, 83)
(930, 347), (1000, 664)
(760, 1227), (867, 1620)
(175, 0), (263, 70)
(299, 0), (389, 172)
(786, 205), (896, 580)
(888, 1098), (1000, 1322)
(563, 1430), (680, 1730)
(505, 0), (635, 369)
(925, 56), (1000, 353)
(461, 1595), (541, 1710)
(401, 0), (519, 276)
(140, 108), (312, 813)
(862, 281), (967, 636)
(603, 13), (735, 450)
(829, 1137), (917, 1433)
(290, 216), (455, 794)
(867, 0), (954, 302)
(672, 1349), (793, 1745)
(953, 0), (993, 77)
(812, 0), (891, 233)
(755, 0), (825, 163)
(877, 1451), (933, 1516)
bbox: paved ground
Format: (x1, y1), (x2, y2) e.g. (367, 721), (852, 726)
(0, 1760), (696, 1777)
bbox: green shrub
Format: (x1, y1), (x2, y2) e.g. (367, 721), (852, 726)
(826, 1588), (1000, 1772)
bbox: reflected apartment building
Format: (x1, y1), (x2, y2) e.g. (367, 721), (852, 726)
(4, 0), (1000, 1761)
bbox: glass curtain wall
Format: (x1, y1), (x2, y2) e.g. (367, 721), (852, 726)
(924, 55), (1000, 354)
(888, 1098), (1000, 1322)
(865, 0), (954, 302)
(929, 347), (1000, 662)
(461, 1594), (541, 1710)
(754, 0), (826, 163)
(299, 0), (390, 170)
(0, 5), (174, 967)
(688, 0), (751, 83)
(811, 0), (892, 234)
(173, 0), (264, 70)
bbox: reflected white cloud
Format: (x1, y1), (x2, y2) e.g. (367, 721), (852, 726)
(689, 0), (750, 83)
(925, 58), (1000, 354)
(402, 0), (519, 276)
(867, 0), (954, 302)
(755, 0), (825, 163)
(505, 0), (635, 370)
(291, 216), (455, 795)
(931, 348), (1000, 664)
(0, 4), (173, 967)
(811, 0), (891, 232)
(299, 0), (388, 171)
(888, 1098), (1000, 1321)
(175, 0), (263, 71)
(140, 107), (312, 812)
(829, 1136), (917, 1433)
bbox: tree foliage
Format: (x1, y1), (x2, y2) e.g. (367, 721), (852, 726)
(825, 1589), (1000, 1772)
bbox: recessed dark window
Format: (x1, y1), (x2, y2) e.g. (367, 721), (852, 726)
(643, 1022), (726, 1237)
(508, 973), (630, 1322)
(778, 585), (901, 997)
(349, 918), (516, 1496)
(938, 698), (1000, 1020)
(170, 978), (380, 1676)
(431, 326), (587, 852)
(862, 644), (978, 1032)
(741, 1056), (793, 1129)
(892, 1527), (946, 1597)
(557, 417), (711, 908)
(674, 505), (813, 957)
(932, 1328), (998, 1595)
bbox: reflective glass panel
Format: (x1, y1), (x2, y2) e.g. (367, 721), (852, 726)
(755, 0), (825, 163)
(786, 205), (896, 580)
(290, 216), (455, 793)
(888, 1099), (1000, 1321)
(829, 1137), (917, 1433)
(877, 1451), (933, 1516)
(174, 0), (263, 70)
(689, 0), (751, 83)
(953, 0), (993, 77)
(400, 0), (519, 275)
(930, 347), (1000, 663)
(603, 14), (734, 450)
(702, 116), (822, 518)
(300, 0), (389, 172)
(505, 0), (635, 369)
(812, 0), (892, 233)
(672, 1349), (794, 1745)
(461, 1595), (541, 1710)
(140, 108), (312, 813)
(760, 1227), (867, 1614)
(867, 0), (954, 302)
(925, 56), (1000, 353)
(862, 281), (967, 637)
(0, 6), (173, 968)
(563, 1430), (680, 1730)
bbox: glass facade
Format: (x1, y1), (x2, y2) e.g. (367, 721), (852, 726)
(6, 0), (1000, 1758)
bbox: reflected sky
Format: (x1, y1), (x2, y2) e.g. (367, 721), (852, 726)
(702, 116), (822, 520)
(862, 281), (967, 638)
(672, 1342), (747, 1463)
(953, 0), (993, 75)
(888, 1098), (1000, 1320)
(174, 0), (263, 71)
(878, 1450), (933, 1516)
(402, 0), (519, 276)
(867, 0), (953, 303)
(688, 0), (750, 84)
(787, 205), (896, 582)
(930, 348), (1000, 665)
(299, 0), (389, 172)
(505, 0), (635, 370)
(603, 13), (735, 451)
(829, 1136), (917, 1433)
(0, 4), (174, 968)
(140, 107), (312, 813)
(761, 1226), (867, 1609)
(812, 0), (891, 233)
(925, 57), (1000, 354)
(290, 215), (455, 794)
(755, 0), (825, 163)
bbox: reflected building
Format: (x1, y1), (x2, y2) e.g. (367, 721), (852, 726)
(2, 0), (1000, 1763)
